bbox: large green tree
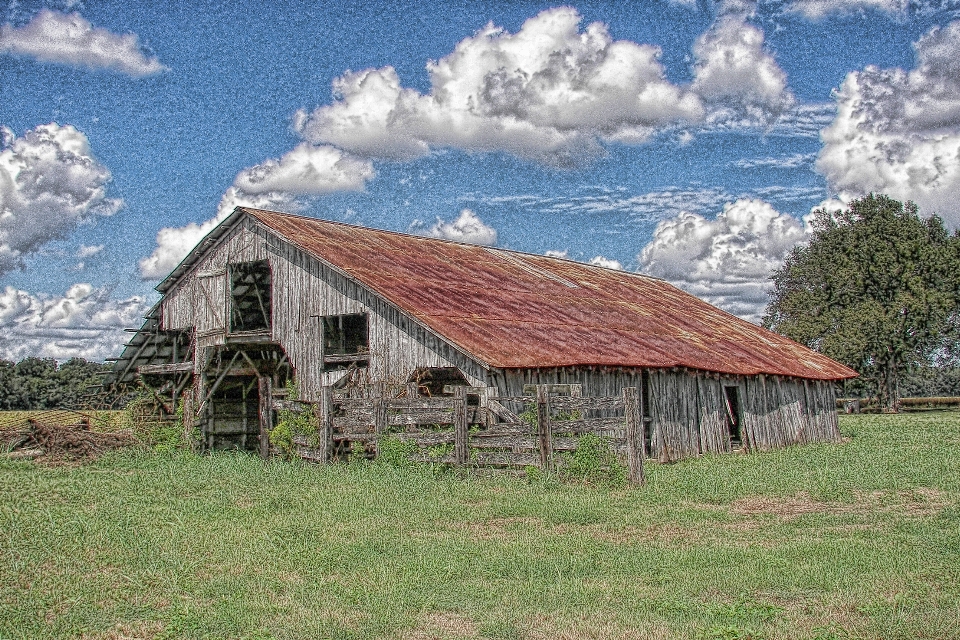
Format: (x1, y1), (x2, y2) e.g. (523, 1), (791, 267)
(763, 194), (960, 410)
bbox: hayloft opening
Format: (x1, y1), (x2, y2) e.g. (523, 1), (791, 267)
(322, 313), (369, 370)
(230, 260), (272, 332)
(723, 386), (743, 447)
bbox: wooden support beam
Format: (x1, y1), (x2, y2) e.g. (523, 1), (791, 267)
(453, 386), (468, 465)
(623, 386), (645, 486)
(258, 376), (272, 459)
(536, 385), (553, 472)
(138, 362), (194, 375)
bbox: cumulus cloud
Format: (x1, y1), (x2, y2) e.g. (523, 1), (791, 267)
(0, 9), (166, 76)
(296, 7), (705, 166)
(691, 15), (795, 124)
(0, 122), (120, 277)
(545, 249), (569, 259)
(233, 143), (374, 196)
(0, 284), (148, 361)
(412, 209), (497, 245)
(588, 255), (623, 269)
(817, 21), (960, 225)
(639, 199), (807, 322)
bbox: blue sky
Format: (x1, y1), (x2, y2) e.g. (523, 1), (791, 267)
(2, 0), (960, 360)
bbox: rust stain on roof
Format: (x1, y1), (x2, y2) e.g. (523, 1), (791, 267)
(245, 208), (856, 380)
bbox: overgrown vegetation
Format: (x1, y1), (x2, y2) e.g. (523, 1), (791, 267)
(268, 380), (316, 457)
(2, 412), (957, 638)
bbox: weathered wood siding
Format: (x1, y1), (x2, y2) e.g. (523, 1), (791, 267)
(160, 217), (487, 401)
(493, 367), (839, 460)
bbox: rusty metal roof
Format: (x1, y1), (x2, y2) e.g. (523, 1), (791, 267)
(242, 208), (855, 380)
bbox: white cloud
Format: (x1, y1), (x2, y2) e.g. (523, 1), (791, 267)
(0, 284), (148, 362)
(413, 209), (497, 245)
(545, 249), (569, 259)
(785, 0), (909, 18)
(588, 255), (623, 269)
(732, 152), (816, 169)
(296, 7), (706, 166)
(76, 244), (104, 258)
(691, 15), (795, 125)
(816, 21), (960, 225)
(638, 198), (808, 322)
(0, 9), (166, 76)
(0, 122), (120, 276)
(139, 144), (372, 280)
(138, 188), (303, 281)
(233, 143), (374, 196)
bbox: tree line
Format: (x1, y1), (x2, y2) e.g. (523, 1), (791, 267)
(0, 357), (114, 411)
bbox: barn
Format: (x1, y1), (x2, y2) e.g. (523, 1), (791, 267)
(104, 207), (856, 463)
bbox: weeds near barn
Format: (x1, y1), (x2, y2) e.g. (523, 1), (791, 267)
(1, 412), (958, 639)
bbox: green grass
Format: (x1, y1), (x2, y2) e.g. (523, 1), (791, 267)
(1, 413), (958, 639)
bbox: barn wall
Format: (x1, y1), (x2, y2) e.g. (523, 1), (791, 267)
(159, 216), (487, 402)
(493, 367), (840, 461)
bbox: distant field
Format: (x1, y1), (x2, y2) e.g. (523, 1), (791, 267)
(1, 413), (958, 639)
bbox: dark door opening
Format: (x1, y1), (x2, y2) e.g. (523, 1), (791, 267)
(723, 386), (743, 448)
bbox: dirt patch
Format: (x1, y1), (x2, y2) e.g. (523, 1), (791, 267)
(4, 420), (138, 463)
(402, 612), (479, 640)
(731, 489), (950, 520)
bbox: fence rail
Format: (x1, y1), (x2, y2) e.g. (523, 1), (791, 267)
(274, 384), (645, 485)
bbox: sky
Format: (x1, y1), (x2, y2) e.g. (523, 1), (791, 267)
(3, 0), (960, 362)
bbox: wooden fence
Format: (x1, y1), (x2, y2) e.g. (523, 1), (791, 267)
(272, 383), (645, 485)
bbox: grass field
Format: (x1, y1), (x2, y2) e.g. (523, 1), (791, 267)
(1, 413), (958, 639)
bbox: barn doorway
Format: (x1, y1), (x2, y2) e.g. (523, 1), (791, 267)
(200, 344), (291, 451)
(723, 386), (743, 448)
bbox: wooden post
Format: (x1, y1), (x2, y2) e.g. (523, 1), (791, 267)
(316, 386), (333, 463)
(623, 387), (645, 486)
(453, 386), (468, 465)
(258, 376), (272, 459)
(373, 395), (387, 458)
(406, 382), (419, 398)
(182, 389), (195, 451)
(536, 385), (553, 472)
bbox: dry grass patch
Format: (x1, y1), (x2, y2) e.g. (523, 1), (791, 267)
(79, 621), (165, 640)
(522, 613), (674, 640)
(401, 612), (479, 640)
(730, 488), (950, 520)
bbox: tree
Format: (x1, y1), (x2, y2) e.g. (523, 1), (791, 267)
(763, 194), (960, 411)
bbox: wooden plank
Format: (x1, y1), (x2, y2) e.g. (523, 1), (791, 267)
(536, 385), (553, 471)
(470, 435), (580, 451)
(373, 398), (387, 436)
(486, 399), (524, 424)
(139, 362), (195, 375)
(258, 377), (272, 459)
(332, 417), (375, 431)
(522, 383), (580, 394)
(454, 386), (468, 465)
(623, 386), (645, 486)
(471, 424), (530, 437)
(384, 397), (454, 410)
(550, 417), (625, 435)
(333, 432), (378, 442)
(549, 396), (624, 411)
(323, 353), (371, 365)
(394, 432), (455, 446)
(388, 411), (455, 426)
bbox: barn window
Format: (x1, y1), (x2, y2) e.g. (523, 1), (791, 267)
(322, 313), (369, 369)
(229, 261), (271, 332)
